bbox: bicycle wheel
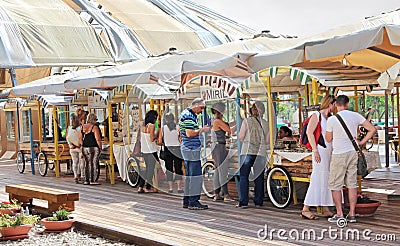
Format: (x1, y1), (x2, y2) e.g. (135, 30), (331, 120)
(37, 152), (48, 177)
(126, 157), (141, 188)
(202, 161), (215, 198)
(266, 166), (293, 208)
(16, 151), (25, 173)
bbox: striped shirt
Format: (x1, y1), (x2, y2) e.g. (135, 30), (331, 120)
(179, 108), (201, 149)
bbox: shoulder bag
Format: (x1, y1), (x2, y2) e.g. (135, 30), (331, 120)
(159, 125), (166, 160)
(335, 114), (368, 178)
(132, 126), (142, 157)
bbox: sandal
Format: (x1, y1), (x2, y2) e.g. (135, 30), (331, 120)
(213, 195), (222, 202)
(321, 210), (335, 218)
(137, 187), (144, 193)
(301, 211), (318, 220)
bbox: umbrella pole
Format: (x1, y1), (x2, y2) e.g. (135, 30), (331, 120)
(385, 90), (389, 167)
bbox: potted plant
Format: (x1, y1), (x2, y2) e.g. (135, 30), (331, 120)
(0, 199), (22, 215)
(343, 188), (381, 217)
(354, 193), (381, 217)
(40, 206), (75, 231)
(0, 213), (40, 239)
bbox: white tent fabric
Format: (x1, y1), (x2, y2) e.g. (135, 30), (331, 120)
(6, 65), (116, 96)
(0, 5), (33, 67)
(177, 0), (255, 41)
(35, 95), (73, 107)
(64, 50), (252, 90)
(0, 0), (112, 67)
(149, 0), (227, 46)
(73, 0), (150, 62)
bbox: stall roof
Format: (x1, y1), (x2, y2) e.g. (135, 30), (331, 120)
(108, 84), (175, 102)
(250, 9), (400, 88)
(242, 65), (387, 95)
(178, 75), (242, 99)
(0, 0), (112, 68)
(4, 65), (117, 97)
(72, 88), (110, 105)
(64, 50), (250, 90)
(77, 0), (254, 56)
(31, 95), (73, 108)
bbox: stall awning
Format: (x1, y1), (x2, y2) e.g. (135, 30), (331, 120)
(243, 65), (385, 95)
(5, 65), (117, 97)
(0, 0), (112, 68)
(108, 84), (175, 102)
(35, 95), (73, 107)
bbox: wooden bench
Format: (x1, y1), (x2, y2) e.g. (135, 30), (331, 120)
(5, 184), (79, 212)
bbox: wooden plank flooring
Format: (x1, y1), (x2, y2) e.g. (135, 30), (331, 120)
(0, 159), (398, 246)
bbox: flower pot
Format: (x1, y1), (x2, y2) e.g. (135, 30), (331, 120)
(355, 200), (381, 217)
(0, 207), (21, 215)
(0, 224), (33, 237)
(40, 218), (75, 231)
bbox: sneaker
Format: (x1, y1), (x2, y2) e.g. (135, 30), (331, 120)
(235, 203), (248, 209)
(328, 214), (345, 223)
(254, 204), (263, 208)
(177, 190), (184, 194)
(223, 196), (235, 202)
(346, 215), (357, 223)
(188, 205), (208, 210)
(168, 190), (173, 193)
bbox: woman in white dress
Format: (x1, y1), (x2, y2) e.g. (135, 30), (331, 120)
(301, 95), (336, 220)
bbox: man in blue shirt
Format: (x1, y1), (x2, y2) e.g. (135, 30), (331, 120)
(180, 98), (210, 210)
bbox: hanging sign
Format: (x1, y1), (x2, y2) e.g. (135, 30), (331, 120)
(88, 94), (107, 109)
(199, 76), (237, 100)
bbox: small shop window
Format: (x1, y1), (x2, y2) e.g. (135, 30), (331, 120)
(6, 111), (15, 141)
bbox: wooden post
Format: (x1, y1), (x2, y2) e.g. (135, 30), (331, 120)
(53, 107), (60, 178)
(107, 102), (115, 184)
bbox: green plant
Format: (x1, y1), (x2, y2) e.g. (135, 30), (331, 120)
(0, 199), (22, 209)
(0, 213), (40, 228)
(357, 193), (372, 204)
(47, 206), (71, 221)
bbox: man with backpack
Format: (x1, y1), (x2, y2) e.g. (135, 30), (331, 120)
(325, 95), (376, 223)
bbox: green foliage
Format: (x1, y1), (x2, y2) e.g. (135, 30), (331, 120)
(0, 199), (22, 209)
(0, 213), (40, 228)
(48, 206), (71, 221)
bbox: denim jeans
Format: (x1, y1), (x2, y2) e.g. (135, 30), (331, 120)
(181, 146), (203, 207)
(239, 155), (266, 206)
(183, 160), (203, 207)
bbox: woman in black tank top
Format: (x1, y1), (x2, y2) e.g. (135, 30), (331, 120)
(210, 102), (234, 202)
(79, 113), (102, 185)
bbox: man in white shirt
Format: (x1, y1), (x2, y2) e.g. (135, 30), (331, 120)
(325, 95), (376, 223)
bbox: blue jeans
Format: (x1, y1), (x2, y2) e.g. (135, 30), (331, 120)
(183, 160), (203, 207)
(239, 155), (266, 206)
(181, 146), (203, 207)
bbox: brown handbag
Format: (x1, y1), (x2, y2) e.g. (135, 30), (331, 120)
(132, 127), (142, 157)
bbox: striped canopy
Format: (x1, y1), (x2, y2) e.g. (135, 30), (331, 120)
(178, 75), (241, 99)
(72, 89), (111, 105)
(242, 65), (385, 95)
(108, 84), (175, 102)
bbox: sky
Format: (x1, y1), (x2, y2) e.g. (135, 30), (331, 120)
(194, 0), (400, 37)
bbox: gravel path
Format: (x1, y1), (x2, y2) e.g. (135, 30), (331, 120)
(0, 225), (132, 246)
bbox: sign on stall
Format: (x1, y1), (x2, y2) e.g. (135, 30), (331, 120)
(201, 86), (229, 101)
(88, 94), (107, 109)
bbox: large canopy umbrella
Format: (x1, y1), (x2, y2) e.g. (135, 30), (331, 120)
(1, 65), (117, 97)
(0, 0), (112, 68)
(64, 50), (252, 91)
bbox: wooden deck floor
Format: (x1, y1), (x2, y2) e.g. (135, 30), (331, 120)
(0, 159), (398, 246)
